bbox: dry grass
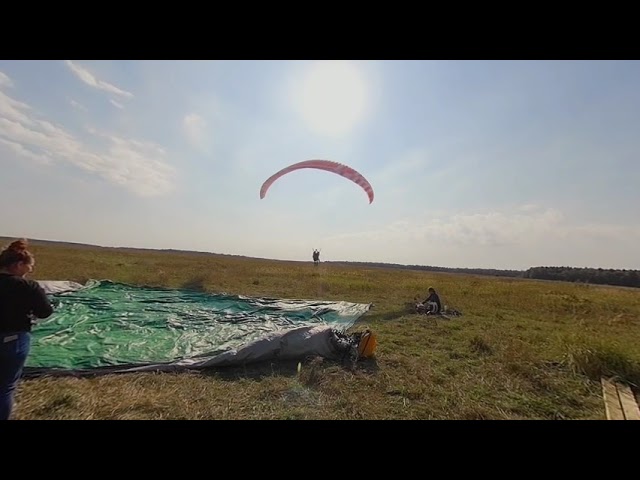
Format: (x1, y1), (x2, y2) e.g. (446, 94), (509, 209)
(6, 238), (640, 420)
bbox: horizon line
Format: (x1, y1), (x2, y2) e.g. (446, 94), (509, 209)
(1, 235), (636, 273)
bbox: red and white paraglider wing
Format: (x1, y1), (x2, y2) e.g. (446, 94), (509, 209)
(259, 160), (374, 204)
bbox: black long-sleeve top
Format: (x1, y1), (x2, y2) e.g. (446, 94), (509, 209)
(0, 273), (54, 333)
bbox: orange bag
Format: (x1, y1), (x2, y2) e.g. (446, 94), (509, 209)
(358, 330), (378, 358)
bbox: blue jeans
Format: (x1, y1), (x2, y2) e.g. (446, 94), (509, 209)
(0, 332), (31, 420)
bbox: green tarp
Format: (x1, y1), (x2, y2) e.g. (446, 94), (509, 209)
(25, 280), (371, 375)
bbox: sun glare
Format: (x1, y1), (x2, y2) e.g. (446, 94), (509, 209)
(292, 60), (368, 137)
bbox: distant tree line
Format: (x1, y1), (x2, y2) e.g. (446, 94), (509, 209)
(523, 266), (640, 288)
(328, 261), (640, 288)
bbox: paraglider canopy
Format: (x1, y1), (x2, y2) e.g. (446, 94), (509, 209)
(260, 159), (374, 204)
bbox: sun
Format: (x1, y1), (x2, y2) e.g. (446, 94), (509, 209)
(292, 60), (368, 137)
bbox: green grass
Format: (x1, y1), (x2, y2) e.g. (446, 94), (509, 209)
(8, 239), (640, 419)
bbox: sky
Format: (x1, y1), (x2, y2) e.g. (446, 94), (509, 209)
(0, 60), (639, 270)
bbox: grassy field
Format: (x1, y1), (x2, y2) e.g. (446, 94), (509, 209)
(8, 238), (640, 420)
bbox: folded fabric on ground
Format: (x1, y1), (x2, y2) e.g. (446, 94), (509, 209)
(24, 280), (371, 376)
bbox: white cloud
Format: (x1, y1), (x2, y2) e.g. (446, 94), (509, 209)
(422, 208), (565, 246)
(329, 206), (640, 247)
(64, 61), (133, 99)
(0, 137), (52, 165)
(109, 99), (124, 110)
(183, 113), (209, 152)
(69, 98), (88, 112)
(0, 71), (13, 88)
(321, 205), (640, 268)
(325, 206), (565, 247)
(0, 90), (34, 125)
(518, 203), (541, 212)
(0, 82), (174, 197)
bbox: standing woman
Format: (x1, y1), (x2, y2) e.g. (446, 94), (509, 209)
(0, 239), (53, 420)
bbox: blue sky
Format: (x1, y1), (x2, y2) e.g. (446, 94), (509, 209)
(0, 60), (638, 270)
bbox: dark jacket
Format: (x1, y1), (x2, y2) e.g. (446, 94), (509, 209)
(0, 273), (53, 333)
(424, 291), (442, 313)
